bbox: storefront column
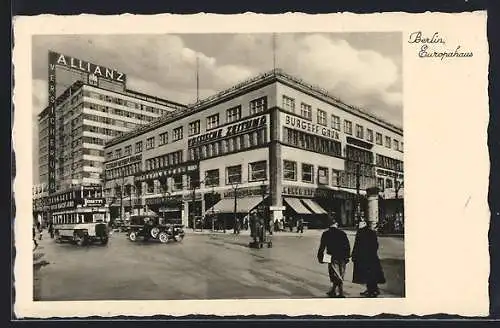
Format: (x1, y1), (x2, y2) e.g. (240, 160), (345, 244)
(182, 201), (189, 227)
(366, 187), (380, 230)
(269, 106), (283, 223)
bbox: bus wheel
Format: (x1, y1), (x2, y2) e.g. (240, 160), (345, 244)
(128, 231), (137, 242)
(158, 232), (169, 244)
(75, 234), (87, 246)
(100, 237), (109, 245)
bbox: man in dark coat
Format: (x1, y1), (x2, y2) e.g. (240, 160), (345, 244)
(351, 221), (386, 297)
(317, 214), (351, 298)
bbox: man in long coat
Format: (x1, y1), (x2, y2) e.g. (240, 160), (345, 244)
(351, 221), (386, 297)
(317, 214), (351, 298)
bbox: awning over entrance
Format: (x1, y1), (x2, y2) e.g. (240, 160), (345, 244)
(206, 196), (263, 214)
(302, 198), (327, 214)
(284, 198), (312, 215)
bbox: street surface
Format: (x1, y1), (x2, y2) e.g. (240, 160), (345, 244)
(33, 229), (404, 300)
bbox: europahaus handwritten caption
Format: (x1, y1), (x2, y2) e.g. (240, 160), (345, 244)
(408, 31), (473, 60)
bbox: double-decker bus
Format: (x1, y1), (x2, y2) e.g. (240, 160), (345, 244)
(46, 186), (110, 246)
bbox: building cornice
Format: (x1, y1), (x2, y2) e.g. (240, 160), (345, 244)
(106, 69), (403, 147)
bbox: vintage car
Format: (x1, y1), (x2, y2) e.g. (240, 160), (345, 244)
(127, 215), (185, 243)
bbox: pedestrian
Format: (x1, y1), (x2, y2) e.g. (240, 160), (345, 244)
(351, 220), (386, 297)
(33, 224), (38, 250)
(317, 213), (351, 298)
(48, 221), (54, 239)
(297, 217), (304, 234)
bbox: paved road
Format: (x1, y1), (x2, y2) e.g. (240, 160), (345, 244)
(33, 229), (404, 301)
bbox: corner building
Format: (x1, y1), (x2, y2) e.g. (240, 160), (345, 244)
(104, 69), (404, 229)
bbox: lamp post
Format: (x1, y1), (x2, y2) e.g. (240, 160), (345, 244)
(230, 181), (241, 234)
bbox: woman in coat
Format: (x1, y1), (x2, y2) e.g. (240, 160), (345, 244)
(351, 221), (386, 297)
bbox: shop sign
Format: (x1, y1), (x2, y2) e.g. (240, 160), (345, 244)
(283, 113), (340, 140)
(223, 186), (267, 199)
(376, 168), (403, 179)
(83, 198), (105, 207)
(106, 154), (142, 169)
(188, 115), (267, 147)
(49, 200), (75, 211)
(136, 163), (198, 182)
(146, 196), (182, 206)
(346, 136), (374, 150)
(282, 186), (355, 200)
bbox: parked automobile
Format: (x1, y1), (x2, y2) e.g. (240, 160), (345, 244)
(127, 215), (185, 243)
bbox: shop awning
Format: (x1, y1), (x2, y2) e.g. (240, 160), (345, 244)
(302, 198), (327, 214)
(284, 198), (312, 215)
(206, 196), (263, 214)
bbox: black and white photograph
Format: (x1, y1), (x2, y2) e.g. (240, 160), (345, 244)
(13, 13), (489, 318)
(30, 32), (405, 301)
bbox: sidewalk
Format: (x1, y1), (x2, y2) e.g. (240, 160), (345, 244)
(185, 228), (403, 238)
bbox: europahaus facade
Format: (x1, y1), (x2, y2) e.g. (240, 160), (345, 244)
(103, 69), (404, 229)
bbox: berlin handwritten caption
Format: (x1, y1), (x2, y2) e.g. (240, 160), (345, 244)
(408, 31), (473, 60)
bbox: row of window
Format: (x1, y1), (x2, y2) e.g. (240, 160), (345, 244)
(83, 112), (142, 130)
(282, 127), (342, 157)
(281, 94), (403, 152)
(188, 129), (267, 161)
(107, 96), (269, 160)
(83, 91), (166, 116)
(145, 150), (184, 171)
(376, 154), (404, 172)
(106, 163), (141, 180)
(377, 177), (402, 191)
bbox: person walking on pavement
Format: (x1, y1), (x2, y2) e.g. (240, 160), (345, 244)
(351, 220), (386, 297)
(297, 217), (304, 234)
(48, 221), (54, 239)
(317, 213), (351, 298)
(33, 224), (38, 250)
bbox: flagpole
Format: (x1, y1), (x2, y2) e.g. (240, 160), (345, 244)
(196, 55), (200, 102)
(272, 33), (276, 70)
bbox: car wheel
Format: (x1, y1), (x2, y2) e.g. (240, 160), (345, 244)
(158, 232), (169, 244)
(129, 231), (137, 242)
(151, 227), (160, 239)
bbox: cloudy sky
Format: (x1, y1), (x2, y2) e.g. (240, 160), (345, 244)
(31, 33), (402, 182)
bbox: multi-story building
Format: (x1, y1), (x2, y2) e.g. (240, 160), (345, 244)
(103, 69), (404, 229)
(37, 80), (186, 191)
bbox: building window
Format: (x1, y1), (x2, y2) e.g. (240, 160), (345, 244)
(300, 103), (312, 120)
(159, 132), (168, 145)
(250, 96), (268, 115)
(344, 120), (352, 135)
(317, 166), (329, 185)
(205, 169), (219, 187)
(331, 115), (341, 131)
(135, 141), (143, 153)
(249, 161), (267, 181)
(400, 141), (404, 152)
(332, 169), (340, 187)
(376, 132), (383, 145)
(206, 114), (220, 130)
(393, 139), (399, 151)
(146, 181), (154, 194)
(317, 109), (327, 126)
(189, 120), (201, 136)
(124, 145), (132, 156)
(367, 129), (374, 142)
(146, 137), (155, 150)
(386, 178), (393, 189)
(226, 165), (242, 184)
(115, 148), (122, 158)
(173, 175), (183, 191)
(385, 136), (391, 148)
(355, 124), (364, 139)
(226, 105), (242, 123)
(283, 160), (297, 181)
(301, 163), (314, 183)
(377, 177), (385, 190)
(282, 95), (295, 113)
(173, 126), (183, 141)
